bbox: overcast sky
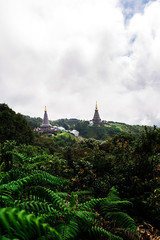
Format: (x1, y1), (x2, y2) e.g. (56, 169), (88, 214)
(1, 0), (160, 125)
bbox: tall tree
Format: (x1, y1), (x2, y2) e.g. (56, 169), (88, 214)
(0, 103), (34, 144)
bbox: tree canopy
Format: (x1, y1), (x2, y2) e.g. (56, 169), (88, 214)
(0, 103), (34, 144)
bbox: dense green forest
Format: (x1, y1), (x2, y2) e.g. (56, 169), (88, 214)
(1, 103), (160, 239)
(24, 114), (145, 140)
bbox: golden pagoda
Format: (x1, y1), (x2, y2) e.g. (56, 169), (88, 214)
(40, 106), (51, 131)
(92, 102), (101, 125)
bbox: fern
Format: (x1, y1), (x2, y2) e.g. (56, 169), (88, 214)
(54, 192), (69, 198)
(28, 186), (70, 212)
(97, 189), (137, 232)
(74, 211), (98, 231)
(79, 197), (106, 210)
(89, 226), (123, 240)
(31, 170), (69, 186)
(0, 172), (68, 194)
(0, 161), (138, 240)
(117, 228), (141, 240)
(24, 160), (46, 170)
(56, 220), (79, 240)
(99, 200), (132, 213)
(107, 187), (121, 201)
(71, 190), (93, 196)
(0, 189), (12, 206)
(0, 174), (40, 192)
(0, 207), (61, 240)
(1, 168), (26, 184)
(15, 200), (63, 218)
(7, 151), (51, 164)
(104, 211), (137, 231)
(8, 151), (29, 163)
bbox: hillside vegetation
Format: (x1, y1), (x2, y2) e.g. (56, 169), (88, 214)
(0, 104), (34, 144)
(1, 103), (160, 239)
(75, 121), (145, 140)
(24, 114), (146, 140)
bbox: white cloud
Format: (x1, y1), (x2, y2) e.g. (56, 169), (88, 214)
(0, 0), (160, 126)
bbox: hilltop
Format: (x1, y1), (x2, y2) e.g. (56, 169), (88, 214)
(73, 120), (147, 140)
(24, 115), (148, 140)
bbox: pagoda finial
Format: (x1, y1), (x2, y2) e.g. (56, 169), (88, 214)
(45, 106), (47, 112)
(95, 102), (98, 110)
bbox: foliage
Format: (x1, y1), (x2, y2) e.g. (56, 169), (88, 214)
(51, 118), (80, 130)
(0, 207), (61, 240)
(24, 115), (81, 131)
(74, 120), (145, 140)
(23, 115), (43, 129)
(53, 132), (77, 147)
(0, 171), (138, 239)
(0, 140), (16, 171)
(1, 107), (160, 239)
(0, 146), (139, 240)
(34, 136), (60, 154)
(0, 104), (34, 144)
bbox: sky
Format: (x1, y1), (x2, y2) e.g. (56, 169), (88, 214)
(1, 0), (160, 126)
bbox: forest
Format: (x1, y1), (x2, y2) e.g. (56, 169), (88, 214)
(24, 115), (145, 140)
(0, 103), (160, 240)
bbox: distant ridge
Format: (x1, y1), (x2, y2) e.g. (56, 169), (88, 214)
(24, 115), (149, 140)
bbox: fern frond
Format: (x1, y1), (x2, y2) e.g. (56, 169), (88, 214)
(56, 220), (79, 240)
(74, 211), (98, 231)
(55, 192), (69, 198)
(79, 197), (106, 210)
(72, 190), (93, 196)
(0, 174), (40, 192)
(0, 172), (68, 193)
(99, 200), (132, 214)
(31, 170), (69, 186)
(7, 151), (50, 164)
(31, 154), (53, 163)
(8, 151), (29, 163)
(0, 168), (25, 184)
(15, 200), (63, 218)
(0, 169), (8, 185)
(25, 161), (45, 170)
(105, 211), (137, 231)
(29, 186), (70, 214)
(0, 207), (61, 240)
(89, 226), (123, 240)
(107, 187), (121, 201)
(0, 189), (12, 206)
(117, 228), (140, 240)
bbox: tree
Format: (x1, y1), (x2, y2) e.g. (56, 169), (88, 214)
(0, 104), (34, 144)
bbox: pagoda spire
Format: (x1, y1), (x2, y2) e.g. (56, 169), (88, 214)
(40, 106), (51, 129)
(93, 102), (101, 125)
(95, 102), (98, 110)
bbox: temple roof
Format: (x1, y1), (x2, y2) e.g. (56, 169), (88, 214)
(40, 106), (51, 128)
(93, 102), (101, 125)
